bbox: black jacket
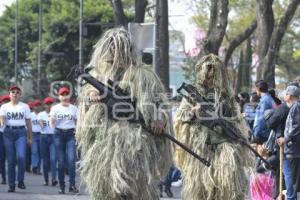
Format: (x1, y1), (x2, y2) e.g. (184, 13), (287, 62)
(266, 103), (290, 152)
(266, 103), (290, 138)
(284, 101), (300, 157)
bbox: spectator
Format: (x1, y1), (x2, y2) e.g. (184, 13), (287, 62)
(50, 87), (79, 194)
(269, 89), (282, 108)
(0, 85), (32, 192)
(238, 92), (250, 112)
(243, 92), (260, 131)
(31, 99), (42, 174)
(38, 97), (57, 186)
(264, 92), (291, 198)
(277, 85), (300, 200)
(0, 94), (10, 185)
(252, 80), (275, 144)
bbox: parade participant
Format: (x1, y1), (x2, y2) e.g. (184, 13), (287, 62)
(0, 85), (32, 192)
(174, 54), (254, 200)
(50, 87), (78, 194)
(252, 80), (275, 144)
(76, 27), (172, 200)
(26, 101), (34, 173)
(38, 97), (57, 186)
(31, 99), (42, 174)
(0, 94), (10, 185)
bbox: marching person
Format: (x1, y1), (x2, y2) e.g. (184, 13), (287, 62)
(0, 86), (32, 192)
(38, 97), (57, 186)
(50, 87), (79, 194)
(0, 94), (10, 185)
(31, 99), (42, 174)
(26, 101), (34, 172)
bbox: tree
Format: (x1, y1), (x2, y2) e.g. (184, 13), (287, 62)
(0, 0), (115, 96)
(156, 0), (169, 89)
(260, 0), (300, 87)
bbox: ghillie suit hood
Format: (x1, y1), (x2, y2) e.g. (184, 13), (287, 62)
(174, 54), (254, 200)
(76, 27), (173, 200)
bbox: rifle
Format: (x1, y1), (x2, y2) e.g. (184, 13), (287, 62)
(75, 67), (211, 167)
(177, 82), (273, 169)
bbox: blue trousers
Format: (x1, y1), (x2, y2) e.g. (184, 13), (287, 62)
(40, 134), (57, 182)
(54, 129), (76, 186)
(31, 132), (41, 170)
(3, 127), (27, 188)
(284, 156), (296, 200)
(0, 131), (6, 182)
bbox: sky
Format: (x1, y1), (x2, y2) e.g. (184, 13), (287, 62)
(0, 0), (14, 16)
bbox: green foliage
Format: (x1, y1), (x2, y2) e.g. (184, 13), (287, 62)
(0, 0), (115, 95)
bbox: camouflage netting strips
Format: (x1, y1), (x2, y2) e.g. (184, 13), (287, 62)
(174, 54), (254, 200)
(76, 27), (172, 200)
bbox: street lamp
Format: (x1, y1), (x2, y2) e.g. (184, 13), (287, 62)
(79, 0), (83, 67)
(14, 0), (19, 84)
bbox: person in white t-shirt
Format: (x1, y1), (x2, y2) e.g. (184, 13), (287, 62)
(38, 97), (57, 187)
(0, 85), (32, 192)
(31, 99), (42, 174)
(0, 94), (10, 185)
(50, 87), (78, 194)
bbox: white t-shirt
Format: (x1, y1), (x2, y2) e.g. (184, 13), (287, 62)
(0, 102), (31, 126)
(38, 111), (54, 134)
(50, 103), (78, 129)
(31, 112), (42, 132)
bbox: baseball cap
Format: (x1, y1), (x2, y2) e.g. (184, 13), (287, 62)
(9, 85), (21, 91)
(0, 94), (10, 102)
(33, 99), (42, 107)
(43, 97), (55, 104)
(285, 85), (300, 97)
(58, 87), (70, 95)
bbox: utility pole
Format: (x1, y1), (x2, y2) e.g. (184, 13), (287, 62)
(79, 0), (83, 67)
(14, 0), (19, 84)
(37, 0), (42, 95)
(154, 0), (160, 74)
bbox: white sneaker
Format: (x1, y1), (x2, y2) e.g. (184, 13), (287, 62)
(171, 179), (182, 187)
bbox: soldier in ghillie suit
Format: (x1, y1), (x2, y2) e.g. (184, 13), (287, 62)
(76, 27), (172, 200)
(174, 54), (254, 200)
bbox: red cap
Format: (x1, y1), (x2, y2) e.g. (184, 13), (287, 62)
(33, 99), (42, 107)
(27, 101), (34, 109)
(9, 85), (21, 91)
(43, 97), (55, 104)
(58, 87), (70, 95)
(0, 94), (10, 102)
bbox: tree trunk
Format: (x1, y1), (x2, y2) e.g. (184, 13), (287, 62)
(236, 50), (244, 93)
(255, 0), (274, 80)
(224, 19), (257, 67)
(262, 0), (300, 88)
(111, 0), (127, 26)
(134, 0), (148, 23)
(157, 0), (169, 90)
(243, 38), (252, 90)
(202, 0), (229, 55)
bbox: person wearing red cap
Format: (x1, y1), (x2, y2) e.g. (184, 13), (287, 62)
(38, 97), (57, 186)
(25, 101), (34, 173)
(30, 100), (42, 175)
(0, 95), (10, 185)
(0, 86), (32, 192)
(50, 87), (78, 194)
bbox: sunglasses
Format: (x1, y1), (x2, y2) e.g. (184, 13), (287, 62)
(10, 90), (21, 95)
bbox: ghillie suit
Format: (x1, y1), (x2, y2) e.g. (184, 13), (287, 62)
(174, 54), (254, 200)
(76, 27), (172, 200)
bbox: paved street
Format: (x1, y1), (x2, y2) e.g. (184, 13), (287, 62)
(0, 172), (181, 200)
